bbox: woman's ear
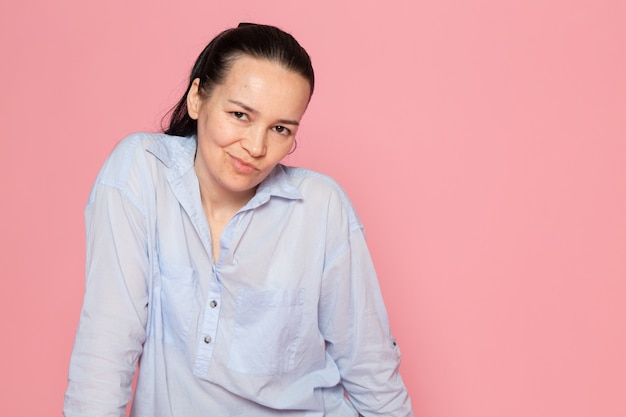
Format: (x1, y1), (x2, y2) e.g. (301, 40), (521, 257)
(187, 78), (202, 120)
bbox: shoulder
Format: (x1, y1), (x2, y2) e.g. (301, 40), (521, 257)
(88, 132), (194, 205)
(108, 131), (170, 157)
(96, 132), (193, 185)
(101, 132), (186, 169)
(96, 133), (161, 182)
(282, 166), (344, 196)
(282, 166), (364, 232)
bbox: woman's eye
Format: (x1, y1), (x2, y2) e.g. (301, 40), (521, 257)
(273, 125), (290, 135)
(232, 111), (247, 120)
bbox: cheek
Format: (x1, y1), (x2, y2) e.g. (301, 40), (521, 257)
(269, 139), (295, 159)
(200, 118), (239, 147)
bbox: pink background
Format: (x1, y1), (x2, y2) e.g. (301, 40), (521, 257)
(2, 0), (625, 416)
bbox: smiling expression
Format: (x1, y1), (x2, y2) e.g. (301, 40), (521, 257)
(187, 55), (311, 202)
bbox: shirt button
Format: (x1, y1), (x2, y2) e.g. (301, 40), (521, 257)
(204, 336), (212, 344)
(210, 300), (218, 308)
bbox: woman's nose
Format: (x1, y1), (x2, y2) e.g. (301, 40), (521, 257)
(240, 127), (267, 157)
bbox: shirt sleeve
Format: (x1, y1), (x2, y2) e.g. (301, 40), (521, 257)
(64, 182), (149, 417)
(319, 217), (414, 416)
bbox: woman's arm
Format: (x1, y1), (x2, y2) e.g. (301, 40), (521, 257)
(64, 181), (150, 417)
(319, 224), (413, 417)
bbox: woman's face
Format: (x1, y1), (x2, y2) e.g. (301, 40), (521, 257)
(187, 55), (311, 201)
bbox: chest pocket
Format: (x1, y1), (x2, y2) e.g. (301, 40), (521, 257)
(228, 288), (305, 376)
(159, 262), (197, 346)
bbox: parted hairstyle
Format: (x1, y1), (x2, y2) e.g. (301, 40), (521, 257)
(163, 23), (315, 138)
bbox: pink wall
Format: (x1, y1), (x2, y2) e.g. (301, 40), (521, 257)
(2, 0), (625, 416)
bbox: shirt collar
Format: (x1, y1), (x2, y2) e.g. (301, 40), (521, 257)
(146, 134), (303, 207)
(146, 134), (197, 176)
(247, 164), (303, 209)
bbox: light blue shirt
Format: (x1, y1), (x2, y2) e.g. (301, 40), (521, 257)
(64, 133), (413, 417)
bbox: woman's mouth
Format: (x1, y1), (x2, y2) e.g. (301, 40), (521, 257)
(229, 154), (258, 174)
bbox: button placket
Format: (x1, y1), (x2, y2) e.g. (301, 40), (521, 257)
(200, 298), (219, 346)
(192, 274), (222, 378)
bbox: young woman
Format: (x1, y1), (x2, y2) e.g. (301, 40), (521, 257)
(64, 23), (413, 417)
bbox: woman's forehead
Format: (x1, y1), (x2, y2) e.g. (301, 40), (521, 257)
(212, 56), (311, 117)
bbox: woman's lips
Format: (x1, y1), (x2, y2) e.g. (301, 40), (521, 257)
(229, 154), (258, 174)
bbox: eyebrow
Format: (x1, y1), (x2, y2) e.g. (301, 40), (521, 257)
(228, 99), (300, 126)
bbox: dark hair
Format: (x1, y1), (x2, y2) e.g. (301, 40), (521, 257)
(163, 23), (315, 137)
